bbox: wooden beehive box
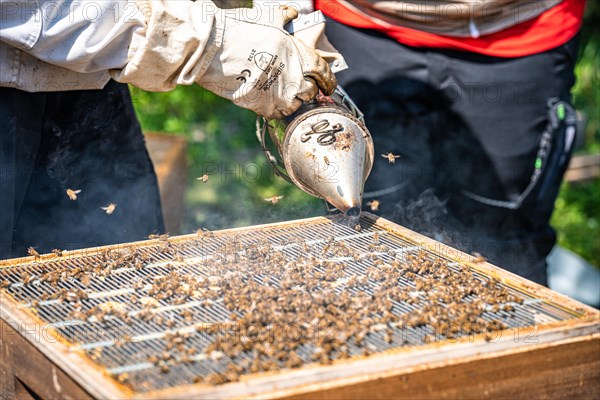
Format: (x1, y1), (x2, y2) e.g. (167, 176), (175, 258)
(0, 213), (598, 399)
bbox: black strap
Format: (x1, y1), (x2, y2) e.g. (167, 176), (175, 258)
(462, 98), (577, 210)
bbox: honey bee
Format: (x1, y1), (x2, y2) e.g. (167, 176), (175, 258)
(64, 291), (80, 303)
(116, 373), (129, 384)
(471, 252), (486, 263)
(51, 248), (63, 257)
(284, 351), (303, 368)
(181, 309), (194, 323)
(116, 334), (134, 347)
(366, 199), (380, 211)
(197, 173), (210, 183)
(423, 334), (436, 344)
(27, 247), (40, 260)
(502, 304), (515, 312)
(66, 188), (81, 200)
(139, 297), (160, 307)
(383, 330), (393, 344)
(101, 203), (116, 215)
(264, 195), (284, 205)
(196, 228), (214, 238)
(373, 232), (380, 244)
(381, 152), (401, 164)
(153, 233), (170, 241)
(324, 156), (330, 166)
(179, 354), (194, 364)
(205, 373), (227, 385)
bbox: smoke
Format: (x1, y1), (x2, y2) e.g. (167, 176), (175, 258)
(392, 188), (450, 243)
(390, 187), (550, 285)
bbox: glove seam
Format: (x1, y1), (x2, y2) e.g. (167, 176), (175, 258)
(196, 13), (225, 81)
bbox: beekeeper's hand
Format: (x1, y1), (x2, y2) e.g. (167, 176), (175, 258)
(111, 1), (336, 120)
(198, 6), (337, 119)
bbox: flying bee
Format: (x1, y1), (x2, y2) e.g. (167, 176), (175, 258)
(366, 199), (380, 211)
(381, 152), (401, 164)
(101, 203), (116, 215)
(197, 174), (209, 183)
(66, 188), (81, 201)
(323, 156), (330, 166)
(264, 195), (284, 205)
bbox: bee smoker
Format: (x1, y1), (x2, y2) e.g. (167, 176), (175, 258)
(257, 86), (374, 216)
(256, 11), (374, 216)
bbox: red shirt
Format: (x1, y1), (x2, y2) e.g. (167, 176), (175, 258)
(316, 0), (586, 57)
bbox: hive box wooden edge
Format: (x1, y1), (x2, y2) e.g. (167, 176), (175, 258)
(1, 213), (599, 399)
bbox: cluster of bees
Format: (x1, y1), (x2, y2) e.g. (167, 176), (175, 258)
(1, 228), (523, 389)
(176, 238), (521, 385)
(146, 331), (200, 373)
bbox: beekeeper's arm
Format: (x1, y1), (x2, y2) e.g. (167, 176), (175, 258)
(0, 0), (336, 119)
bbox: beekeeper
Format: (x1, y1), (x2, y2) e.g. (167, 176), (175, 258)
(0, 0), (336, 259)
(318, 0), (584, 285)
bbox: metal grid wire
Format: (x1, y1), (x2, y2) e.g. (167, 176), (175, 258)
(0, 216), (582, 392)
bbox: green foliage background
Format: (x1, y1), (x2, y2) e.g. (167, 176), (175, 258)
(129, 84), (323, 231)
(131, 4), (599, 268)
(549, 2), (599, 268)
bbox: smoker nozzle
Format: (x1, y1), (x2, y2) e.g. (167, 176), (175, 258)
(257, 88), (374, 216)
(345, 206), (361, 217)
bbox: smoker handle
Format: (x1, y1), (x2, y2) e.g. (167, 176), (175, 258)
(255, 117), (295, 184)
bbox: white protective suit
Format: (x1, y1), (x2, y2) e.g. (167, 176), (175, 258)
(0, 0), (336, 119)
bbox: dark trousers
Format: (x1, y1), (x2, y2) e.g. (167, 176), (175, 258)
(0, 80), (165, 259)
(326, 22), (580, 285)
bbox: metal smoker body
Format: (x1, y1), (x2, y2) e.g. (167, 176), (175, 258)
(258, 86), (374, 215)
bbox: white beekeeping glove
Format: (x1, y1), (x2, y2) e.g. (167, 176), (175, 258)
(112, 1), (336, 119)
(252, 0), (315, 15)
(197, 4), (337, 119)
